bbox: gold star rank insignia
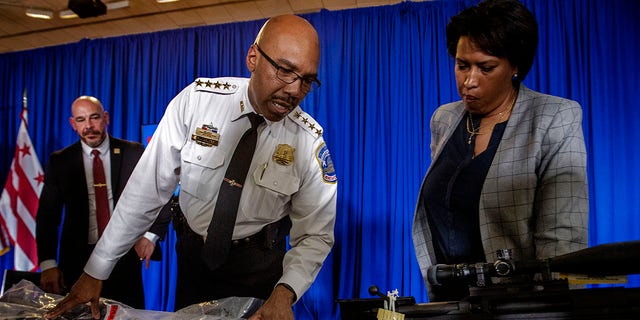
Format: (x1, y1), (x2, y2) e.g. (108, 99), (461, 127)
(194, 77), (240, 94)
(288, 107), (324, 137)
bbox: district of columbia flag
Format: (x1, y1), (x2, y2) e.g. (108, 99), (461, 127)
(0, 107), (44, 271)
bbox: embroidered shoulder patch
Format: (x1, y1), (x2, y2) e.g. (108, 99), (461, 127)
(315, 143), (337, 184)
(194, 77), (239, 94)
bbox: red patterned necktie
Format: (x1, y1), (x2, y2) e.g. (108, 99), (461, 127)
(92, 149), (109, 237)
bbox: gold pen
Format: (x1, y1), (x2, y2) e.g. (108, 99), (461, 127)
(260, 162), (268, 180)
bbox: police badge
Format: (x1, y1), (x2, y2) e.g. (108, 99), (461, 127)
(273, 144), (295, 166)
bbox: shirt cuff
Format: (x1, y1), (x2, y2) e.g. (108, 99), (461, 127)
(84, 252), (117, 280)
(39, 259), (58, 271)
(278, 271), (307, 304)
(144, 231), (159, 244)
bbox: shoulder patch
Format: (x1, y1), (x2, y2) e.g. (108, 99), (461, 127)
(315, 143), (337, 184)
(194, 77), (239, 94)
(290, 108), (324, 137)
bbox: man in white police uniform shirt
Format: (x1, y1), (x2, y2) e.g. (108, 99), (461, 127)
(46, 14), (337, 320)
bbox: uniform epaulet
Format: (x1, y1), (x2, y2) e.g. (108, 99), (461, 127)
(193, 77), (239, 94)
(289, 108), (324, 138)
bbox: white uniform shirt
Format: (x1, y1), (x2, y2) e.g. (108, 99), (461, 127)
(86, 77), (337, 299)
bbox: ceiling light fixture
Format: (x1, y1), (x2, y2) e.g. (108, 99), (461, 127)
(59, 9), (78, 19)
(25, 7), (54, 19)
(157, 0), (180, 3)
(106, 0), (130, 10)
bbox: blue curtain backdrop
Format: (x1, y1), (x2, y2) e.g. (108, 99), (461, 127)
(1, 0), (639, 319)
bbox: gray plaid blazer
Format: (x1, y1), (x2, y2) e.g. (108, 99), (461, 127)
(412, 85), (589, 297)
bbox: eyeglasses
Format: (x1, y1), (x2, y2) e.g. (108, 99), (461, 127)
(254, 43), (321, 92)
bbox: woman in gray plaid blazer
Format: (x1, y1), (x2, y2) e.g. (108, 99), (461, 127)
(412, 0), (588, 301)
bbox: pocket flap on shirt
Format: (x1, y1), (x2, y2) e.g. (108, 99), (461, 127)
(253, 165), (299, 196)
(182, 144), (225, 169)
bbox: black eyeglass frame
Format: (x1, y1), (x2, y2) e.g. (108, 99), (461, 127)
(253, 43), (321, 91)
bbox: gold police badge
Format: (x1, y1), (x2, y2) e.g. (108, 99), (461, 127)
(273, 144), (295, 166)
(191, 124), (220, 147)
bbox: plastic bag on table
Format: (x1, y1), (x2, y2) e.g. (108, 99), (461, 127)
(0, 279), (264, 319)
(174, 296), (264, 318)
(0, 279), (129, 319)
(106, 296), (264, 319)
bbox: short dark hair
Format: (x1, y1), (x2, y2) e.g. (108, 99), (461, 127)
(446, 0), (538, 83)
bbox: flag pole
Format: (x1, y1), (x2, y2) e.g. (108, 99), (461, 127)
(22, 89), (28, 127)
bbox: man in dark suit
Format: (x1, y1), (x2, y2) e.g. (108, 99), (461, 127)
(35, 95), (170, 308)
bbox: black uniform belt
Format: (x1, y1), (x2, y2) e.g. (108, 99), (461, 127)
(231, 230), (265, 247)
(170, 195), (292, 250)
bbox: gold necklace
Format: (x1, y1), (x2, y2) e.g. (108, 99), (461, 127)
(465, 95), (516, 144)
(466, 115), (484, 144)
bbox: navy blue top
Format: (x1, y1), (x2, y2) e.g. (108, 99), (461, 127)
(419, 112), (507, 300)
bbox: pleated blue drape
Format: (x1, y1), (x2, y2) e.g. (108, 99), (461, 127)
(1, 1), (639, 319)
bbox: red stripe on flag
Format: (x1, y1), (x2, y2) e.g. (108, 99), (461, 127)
(1, 167), (19, 247)
(13, 158), (39, 218)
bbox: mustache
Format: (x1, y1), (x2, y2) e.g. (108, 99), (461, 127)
(82, 129), (102, 136)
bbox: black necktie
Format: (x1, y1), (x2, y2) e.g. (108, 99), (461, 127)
(92, 149), (110, 237)
(201, 113), (264, 270)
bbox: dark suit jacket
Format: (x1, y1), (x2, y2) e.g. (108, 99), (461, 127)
(35, 136), (170, 308)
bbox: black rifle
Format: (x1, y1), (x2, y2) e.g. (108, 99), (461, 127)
(339, 241), (640, 319)
(408, 241), (640, 319)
